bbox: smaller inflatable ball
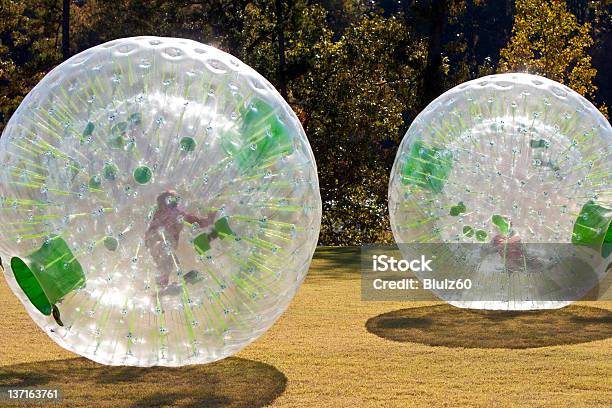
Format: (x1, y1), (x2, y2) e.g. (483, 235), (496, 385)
(388, 73), (610, 310)
(0, 37), (322, 366)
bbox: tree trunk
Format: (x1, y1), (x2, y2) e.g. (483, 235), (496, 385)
(465, 0), (478, 76)
(422, 0), (447, 107)
(275, 0), (287, 99)
(62, 0), (70, 60)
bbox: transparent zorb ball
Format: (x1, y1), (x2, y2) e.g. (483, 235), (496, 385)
(389, 73), (610, 310)
(0, 37), (321, 366)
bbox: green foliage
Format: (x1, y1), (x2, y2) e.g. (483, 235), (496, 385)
(280, 10), (426, 244)
(0, 0), (64, 127)
(246, 2), (417, 245)
(72, 0), (249, 54)
(499, 0), (605, 115)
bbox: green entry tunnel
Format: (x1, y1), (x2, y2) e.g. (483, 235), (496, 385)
(9, 235), (85, 321)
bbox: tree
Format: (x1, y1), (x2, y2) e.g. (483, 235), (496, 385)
(401, 0), (492, 109)
(240, 2), (427, 244)
(0, 0), (65, 131)
(275, 0), (286, 98)
(421, 0), (448, 106)
(498, 0), (605, 114)
(286, 11), (427, 244)
(62, 0), (70, 59)
(71, 0), (251, 55)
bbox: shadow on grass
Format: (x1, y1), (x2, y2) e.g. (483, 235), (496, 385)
(309, 246), (361, 280)
(0, 357), (286, 407)
(366, 304), (612, 349)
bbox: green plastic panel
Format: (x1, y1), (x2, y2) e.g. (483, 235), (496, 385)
(572, 201), (611, 258)
(400, 140), (452, 193)
(223, 99), (294, 172)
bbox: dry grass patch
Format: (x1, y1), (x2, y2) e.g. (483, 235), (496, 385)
(1, 246), (611, 407)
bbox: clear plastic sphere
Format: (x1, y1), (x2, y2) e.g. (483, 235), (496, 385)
(0, 37), (321, 366)
(389, 73), (610, 310)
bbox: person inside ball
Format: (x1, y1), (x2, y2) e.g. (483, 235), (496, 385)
(145, 190), (217, 288)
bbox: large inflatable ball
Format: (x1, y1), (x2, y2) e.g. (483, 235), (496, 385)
(0, 37), (321, 366)
(389, 73), (610, 310)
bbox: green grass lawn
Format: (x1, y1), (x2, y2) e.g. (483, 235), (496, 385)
(0, 247), (611, 407)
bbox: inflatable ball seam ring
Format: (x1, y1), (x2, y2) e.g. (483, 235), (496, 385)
(0, 36), (322, 367)
(389, 73), (611, 311)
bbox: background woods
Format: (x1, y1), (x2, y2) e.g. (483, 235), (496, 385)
(0, 0), (610, 245)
